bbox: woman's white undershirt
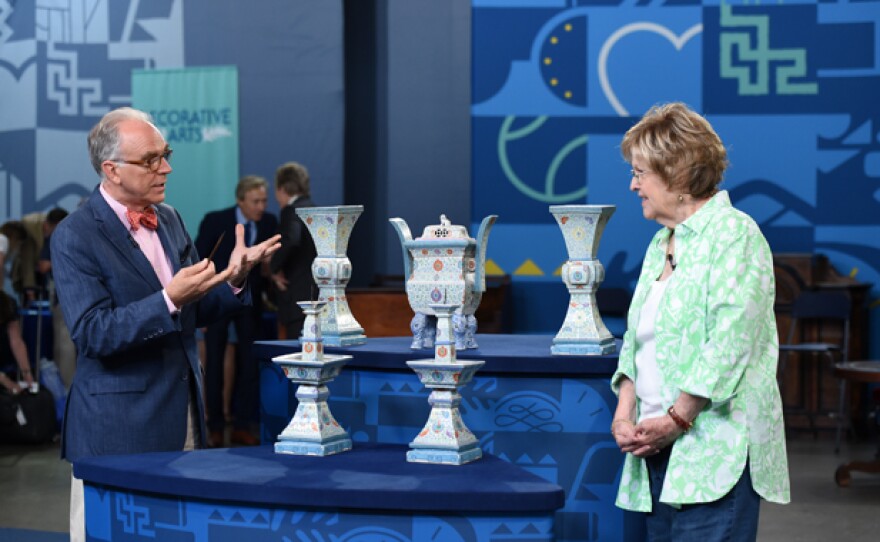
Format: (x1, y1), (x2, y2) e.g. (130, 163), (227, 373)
(634, 279), (670, 422)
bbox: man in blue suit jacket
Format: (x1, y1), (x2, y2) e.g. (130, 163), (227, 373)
(194, 175), (278, 446)
(51, 107), (279, 541)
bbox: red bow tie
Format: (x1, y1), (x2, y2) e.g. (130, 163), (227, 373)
(127, 207), (158, 231)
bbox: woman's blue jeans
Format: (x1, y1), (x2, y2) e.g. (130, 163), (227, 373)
(644, 446), (761, 541)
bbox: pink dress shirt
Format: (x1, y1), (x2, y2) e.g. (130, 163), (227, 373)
(99, 185), (179, 313)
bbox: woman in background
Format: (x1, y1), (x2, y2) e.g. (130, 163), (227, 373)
(0, 290), (36, 394)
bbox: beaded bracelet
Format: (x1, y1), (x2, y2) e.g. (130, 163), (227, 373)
(667, 406), (693, 433)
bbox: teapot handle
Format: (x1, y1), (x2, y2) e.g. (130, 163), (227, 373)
(473, 215), (498, 293)
(389, 218), (414, 280)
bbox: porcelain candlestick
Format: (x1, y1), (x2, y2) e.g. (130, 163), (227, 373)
(406, 303), (484, 465)
(273, 301), (353, 456)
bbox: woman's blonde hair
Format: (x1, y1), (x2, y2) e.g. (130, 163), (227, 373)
(621, 102), (728, 199)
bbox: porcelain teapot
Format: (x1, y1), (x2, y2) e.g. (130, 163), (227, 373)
(389, 214), (497, 350)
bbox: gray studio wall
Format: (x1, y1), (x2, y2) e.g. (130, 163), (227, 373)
(185, 1), (346, 208)
(345, 0), (472, 285)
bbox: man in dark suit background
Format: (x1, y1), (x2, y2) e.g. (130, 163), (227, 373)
(270, 162), (317, 339)
(194, 175), (278, 446)
(51, 107), (280, 541)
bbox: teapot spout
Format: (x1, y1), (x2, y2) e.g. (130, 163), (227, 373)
(473, 215), (498, 293)
(389, 218), (415, 279)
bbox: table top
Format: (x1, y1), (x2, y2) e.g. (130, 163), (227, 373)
(254, 334), (621, 376)
(74, 443), (565, 513)
(834, 361), (880, 382)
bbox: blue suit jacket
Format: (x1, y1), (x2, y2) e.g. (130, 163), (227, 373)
(52, 187), (248, 462)
(269, 196), (317, 326)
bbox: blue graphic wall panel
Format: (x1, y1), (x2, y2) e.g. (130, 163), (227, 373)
(0, 1), (344, 225)
(472, 1), (880, 351)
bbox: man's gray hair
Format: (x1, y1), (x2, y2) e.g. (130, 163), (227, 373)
(88, 107), (154, 177)
(236, 175), (269, 201)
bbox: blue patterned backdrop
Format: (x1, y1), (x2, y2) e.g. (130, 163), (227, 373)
(4, 2), (877, 343)
(472, 0), (880, 355)
(0, 0), (345, 226)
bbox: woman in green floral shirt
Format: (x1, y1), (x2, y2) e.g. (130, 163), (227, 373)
(611, 103), (790, 540)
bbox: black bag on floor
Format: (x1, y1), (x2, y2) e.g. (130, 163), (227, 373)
(0, 387), (57, 444)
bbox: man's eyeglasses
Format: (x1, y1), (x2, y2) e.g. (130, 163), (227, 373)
(114, 148), (173, 172)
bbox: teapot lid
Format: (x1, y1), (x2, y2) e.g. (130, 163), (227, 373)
(418, 214), (471, 241)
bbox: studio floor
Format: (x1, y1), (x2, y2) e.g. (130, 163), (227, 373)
(0, 436), (878, 541)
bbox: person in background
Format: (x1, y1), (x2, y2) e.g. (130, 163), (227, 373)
(610, 102), (789, 540)
(220, 327), (237, 425)
(0, 220), (38, 304)
(51, 107), (280, 541)
(195, 327), (236, 435)
(0, 290), (36, 394)
(36, 208), (69, 277)
(22, 210), (49, 298)
(194, 175), (278, 447)
(36, 208), (76, 388)
(0, 230), (7, 295)
(269, 162), (317, 340)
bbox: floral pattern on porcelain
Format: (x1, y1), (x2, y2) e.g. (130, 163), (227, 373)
(389, 214), (497, 350)
(273, 300), (352, 455)
(295, 205), (366, 346)
(405, 304), (484, 464)
(549, 205), (616, 356)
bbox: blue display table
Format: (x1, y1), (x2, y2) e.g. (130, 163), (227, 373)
(74, 443), (563, 542)
(257, 334), (646, 542)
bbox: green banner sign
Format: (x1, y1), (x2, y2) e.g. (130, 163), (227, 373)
(132, 66), (239, 232)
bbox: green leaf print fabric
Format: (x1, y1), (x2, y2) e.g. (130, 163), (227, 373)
(611, 191), (790, 512)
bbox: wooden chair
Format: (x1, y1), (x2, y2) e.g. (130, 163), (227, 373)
(778, 290), (851, 449)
